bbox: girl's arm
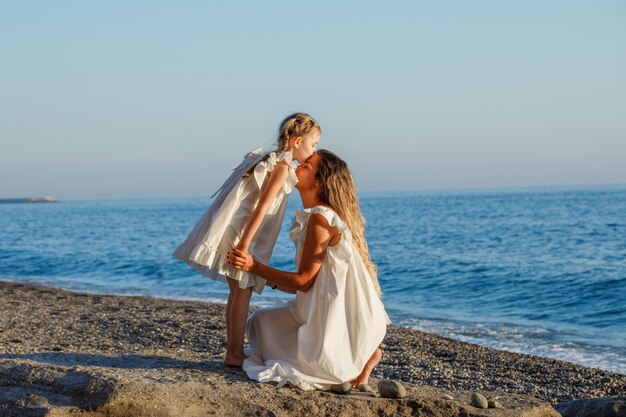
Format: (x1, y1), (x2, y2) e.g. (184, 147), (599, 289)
(228, 213), (337, 292)
(236, 162), (290, 252)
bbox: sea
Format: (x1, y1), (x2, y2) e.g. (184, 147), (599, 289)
(1, 185), (625, 374)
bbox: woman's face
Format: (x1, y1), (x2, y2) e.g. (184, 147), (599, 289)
(295, 153), (321, 191)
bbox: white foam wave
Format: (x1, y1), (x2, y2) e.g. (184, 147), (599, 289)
(396, 316), (626, 375)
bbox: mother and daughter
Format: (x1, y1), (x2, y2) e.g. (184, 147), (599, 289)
(173, 113), (389, 390)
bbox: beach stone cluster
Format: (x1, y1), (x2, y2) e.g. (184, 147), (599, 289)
(330, 380), (406, 398)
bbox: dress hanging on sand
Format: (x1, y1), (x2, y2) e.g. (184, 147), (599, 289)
(243, 206), (391, 390)
(172, 148), (298, 295)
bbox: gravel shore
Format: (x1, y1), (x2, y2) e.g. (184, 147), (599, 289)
(1, 280), (624, 416)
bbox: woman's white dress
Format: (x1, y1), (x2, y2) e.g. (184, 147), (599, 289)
(243, 206), (391, 390)
(172, 149), (297, 294)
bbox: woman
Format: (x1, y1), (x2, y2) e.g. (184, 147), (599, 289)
(227, 149), (390, 390)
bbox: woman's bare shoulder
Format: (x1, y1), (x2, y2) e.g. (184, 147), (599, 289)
(308, 212), (340, 241)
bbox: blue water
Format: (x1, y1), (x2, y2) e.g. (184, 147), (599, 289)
(1, 186), (625, 374)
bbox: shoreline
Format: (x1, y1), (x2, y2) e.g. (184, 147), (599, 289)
(3, 277), (624, 376)
(1, 280), (624, 416)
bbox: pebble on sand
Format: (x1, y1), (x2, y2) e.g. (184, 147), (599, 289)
(488, 400), (503, 409)
(378, 380), (407, 399)
(330, 382), (352, 395)
(358, 384), (375, 393)
(470, 392), (488, 409)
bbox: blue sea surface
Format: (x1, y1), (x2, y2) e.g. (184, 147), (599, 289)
(1, 186), (625, 374)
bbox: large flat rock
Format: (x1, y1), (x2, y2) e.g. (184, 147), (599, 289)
(556, 396), (626, 417)
(0, 354), (561, 417)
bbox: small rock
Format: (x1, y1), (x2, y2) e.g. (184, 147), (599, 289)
(378, 380), (407, 399)
(488, 400), (503, 409)
(330, 382), (352, 394)
(442, 394), (454, 400)
(471, 392), (488, 409)
(305, 404), (319, 414)
(358, 384), (375, 393)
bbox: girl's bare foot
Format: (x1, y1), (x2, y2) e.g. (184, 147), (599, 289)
(224, 355), (245, 368)
(351, 348), (382, 388)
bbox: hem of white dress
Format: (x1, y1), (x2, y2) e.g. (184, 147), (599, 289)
(174, 243), (266, 294)
(242, 355), (327, 391)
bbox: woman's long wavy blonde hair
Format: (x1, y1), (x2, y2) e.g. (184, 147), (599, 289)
(315, 149), (382, 296)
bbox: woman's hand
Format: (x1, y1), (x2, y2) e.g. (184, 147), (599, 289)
(225, 213), (334, 292)
(227, 249), (255, 272)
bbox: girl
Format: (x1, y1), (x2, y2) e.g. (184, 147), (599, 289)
(228, 150), (389, 390)
(173, 113), (321, 367)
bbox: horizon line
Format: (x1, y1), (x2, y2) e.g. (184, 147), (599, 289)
(3, 181), (625, 203)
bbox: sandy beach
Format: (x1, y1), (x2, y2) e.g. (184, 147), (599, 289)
(1, 280), (624, 416)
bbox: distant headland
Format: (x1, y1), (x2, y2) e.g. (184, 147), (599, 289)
(0, 197), (58, 204)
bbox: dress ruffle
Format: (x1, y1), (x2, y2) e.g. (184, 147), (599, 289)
(290, 207), (353, 260)
(253, 150), (298, 195)
(184, 242), (265, 293)
(242, 356), (322, 391)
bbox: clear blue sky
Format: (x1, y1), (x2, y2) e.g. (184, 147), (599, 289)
(1, 1), (625, 200)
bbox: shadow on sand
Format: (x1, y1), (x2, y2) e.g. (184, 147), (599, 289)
(0, 351), (251, 382)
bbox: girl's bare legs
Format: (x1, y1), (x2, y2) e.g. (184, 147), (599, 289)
(225, 278), (252, 368)
(351, 348), (382, 388)
(225, 279), (236, 353)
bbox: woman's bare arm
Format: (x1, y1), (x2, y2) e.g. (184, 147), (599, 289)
(236, 163), (290, 252)
(266, 281), (297, 294)
(228, 213), (337, 292)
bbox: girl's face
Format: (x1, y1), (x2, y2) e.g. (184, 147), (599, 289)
(295, 153), (321, 191)
(291, 129), (320, 163)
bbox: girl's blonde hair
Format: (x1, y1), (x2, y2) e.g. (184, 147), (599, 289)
(315, 149), (382, 296)
(245, 112), (320, 177)
(276, 112), (320, 152)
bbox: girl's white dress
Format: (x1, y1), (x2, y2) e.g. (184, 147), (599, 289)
(242, 206), (391, 390)
(173, 148), (297, 294)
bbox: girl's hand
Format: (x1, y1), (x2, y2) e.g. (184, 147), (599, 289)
(228, 249), (255, 272)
